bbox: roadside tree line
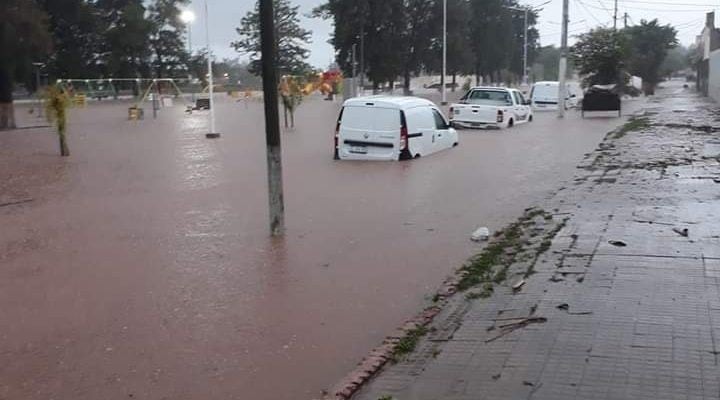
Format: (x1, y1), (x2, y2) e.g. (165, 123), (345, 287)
(313, 0), (540, 93)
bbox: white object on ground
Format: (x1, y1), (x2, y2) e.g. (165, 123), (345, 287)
(471, 226), (490, 242)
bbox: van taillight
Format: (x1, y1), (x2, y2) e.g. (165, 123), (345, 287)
(496, 110), (504, 123)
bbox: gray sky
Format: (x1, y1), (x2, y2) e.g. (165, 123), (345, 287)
(189, 0), (715, 69)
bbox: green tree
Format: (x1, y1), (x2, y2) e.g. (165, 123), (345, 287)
(399, 0), (436, 94)
(660, 46), (689, 78)
(534, 45), (574, 81)
(623, 19), (677, 95)
(468, 0), (512, 84)
(570, 28), (628, 88)
(98, 0), (154, 79)
(148, 0), (190, 78)
(441, 0), (474, 90)
(37, 0), (104, 79)
(232, 0), (312, 76)
(0, 0), (51, 130)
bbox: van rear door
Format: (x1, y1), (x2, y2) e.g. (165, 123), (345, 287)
(338, 104), (401, 160)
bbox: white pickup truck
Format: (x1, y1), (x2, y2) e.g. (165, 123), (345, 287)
(449, 87), (533, 129)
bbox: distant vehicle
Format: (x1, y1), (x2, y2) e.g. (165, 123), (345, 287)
(581, 85), (621, 118)
(334, 96), (459, 161)
(449, 87), (532, 129)
(529, 81), (581, 110)
(426, 82), (459, 90)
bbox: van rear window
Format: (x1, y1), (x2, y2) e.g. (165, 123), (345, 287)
(340, 106), (400, 131)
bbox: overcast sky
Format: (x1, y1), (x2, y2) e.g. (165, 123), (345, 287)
(189, 0), (715, 68)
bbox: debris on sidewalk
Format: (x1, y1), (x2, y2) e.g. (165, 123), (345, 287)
(556, 303), (593, 315)
(470, 226), (490, 242)
(672, 227), (689, 237)
(486, 317), (547, 343)
(511, 279), (526, 292)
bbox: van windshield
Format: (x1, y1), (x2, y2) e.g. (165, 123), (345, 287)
(463, 90), (512, 106)
(341, 106), (400, 131)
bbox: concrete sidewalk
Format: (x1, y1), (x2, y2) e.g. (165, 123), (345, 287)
(351, 87), (720, 400)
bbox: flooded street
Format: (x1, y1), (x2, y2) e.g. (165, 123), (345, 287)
(1, 94), (642, 399)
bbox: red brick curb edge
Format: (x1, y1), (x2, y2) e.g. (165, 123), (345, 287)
(321, 272), (467, 399)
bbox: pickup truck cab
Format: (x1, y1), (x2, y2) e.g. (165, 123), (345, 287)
(449, 87), (532, 129)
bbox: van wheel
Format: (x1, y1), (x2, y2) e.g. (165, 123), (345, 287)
(453, 142), (458, 147)
(528, 115), (533, 122)
(414, 154), (421, 159)
(507, 119), (514, 128)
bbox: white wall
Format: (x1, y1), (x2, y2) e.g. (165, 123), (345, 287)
(708, 49), (720, 102)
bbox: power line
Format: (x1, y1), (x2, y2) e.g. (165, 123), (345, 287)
(574, 0), (608, 26)
(600, 0), (718, 7)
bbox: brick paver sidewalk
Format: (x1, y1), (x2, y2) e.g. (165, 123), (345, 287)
(352, 87), (720, 400)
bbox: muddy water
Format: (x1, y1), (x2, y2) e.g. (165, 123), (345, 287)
(0, 94), (641, 399)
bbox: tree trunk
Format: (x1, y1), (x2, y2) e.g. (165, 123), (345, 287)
(58, 116), (69, 156)
(451, 74), (456, 92)
(0, 103), (16, 130)
(59, 129), (70, 156)
(642, 81), (655, 96)
(283, 103), (288, 128)
(403, 70), (411, 95)
(0, 67), (16, 130)
(290, 109), (294, 128)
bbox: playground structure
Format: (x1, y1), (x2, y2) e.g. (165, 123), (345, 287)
(56, 78), (193, 119)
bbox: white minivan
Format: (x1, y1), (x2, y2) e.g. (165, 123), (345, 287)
(529, 81), (582, 110)
(334, 96), (459, 161)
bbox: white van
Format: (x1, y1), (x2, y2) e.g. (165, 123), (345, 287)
(334, 96), (459, 161)
(529, 81), (581, 110)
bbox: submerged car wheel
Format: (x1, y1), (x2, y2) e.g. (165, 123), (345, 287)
(507, 118), (514, 128)
(528, 115), (533, 122)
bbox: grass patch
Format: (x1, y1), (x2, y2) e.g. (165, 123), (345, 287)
(391, 326), (429, 361)
(612, 116), (651, 139)
(458, 209), (551, 291)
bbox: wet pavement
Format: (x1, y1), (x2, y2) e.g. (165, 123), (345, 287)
(1, 91), (642, 399)
(352, 82), (720, 400)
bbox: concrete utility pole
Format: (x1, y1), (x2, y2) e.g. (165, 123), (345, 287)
(624, 12), (628, 28)
(522, 8), (529, 85)
(204, 0), (219, 138)
(259, 0), (285, 236)
(441, 0), (447, 105)
(613, 0), (618, 31)
(558, 0), (569, 118)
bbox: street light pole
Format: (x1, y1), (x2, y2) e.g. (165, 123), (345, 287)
(352, 43), (357, 97)
(204, 0), (218, 138)
(259, 0), (285, 236)
(441, 0), (447, 105)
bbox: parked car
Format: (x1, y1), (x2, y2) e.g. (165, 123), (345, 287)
(449, 87), (532, 129)
(581, 85), (621, 118)
(529, 81), (582, 110)
(334, 96), (459, 161)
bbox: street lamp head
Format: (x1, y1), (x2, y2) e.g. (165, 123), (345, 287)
(180, 9), (196, 24)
